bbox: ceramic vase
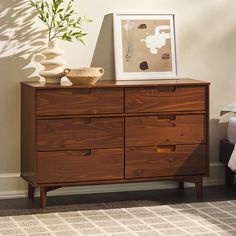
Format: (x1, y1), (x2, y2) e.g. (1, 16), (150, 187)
(39, 40), (65, 84)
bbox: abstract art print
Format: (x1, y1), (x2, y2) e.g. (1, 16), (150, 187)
(113, 13), (177, 80)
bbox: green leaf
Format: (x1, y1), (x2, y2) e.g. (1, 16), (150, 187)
(45, 1), (49, 8)
(41, 2), (44, 11)
(66, 2), (72, 11)
(77, 37), (85, 44)
(29, 0), (35, 7)
(72, 32), (79, 36)
(74, 25), (82, 29)
(65, 35), (72, 42)
(29, 0), (92, 44)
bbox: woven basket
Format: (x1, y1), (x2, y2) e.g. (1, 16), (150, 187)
(64, 67), (104, 85)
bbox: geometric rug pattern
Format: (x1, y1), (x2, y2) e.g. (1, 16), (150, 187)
(1, 200), (236, 236)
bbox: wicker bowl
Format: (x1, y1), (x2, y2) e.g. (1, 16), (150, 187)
(64, 67), (104, 85)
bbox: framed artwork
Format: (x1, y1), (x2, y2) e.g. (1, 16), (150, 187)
(113, 13), (177, 80)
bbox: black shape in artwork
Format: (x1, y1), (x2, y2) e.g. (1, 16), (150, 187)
(138, 24), (147, 29)
(140, 61), (149, 70)
(162, 53), (170, 60)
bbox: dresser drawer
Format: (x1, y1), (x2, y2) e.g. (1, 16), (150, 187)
(36, 88), (124, 116)
(126, 114), (205, 147)
(125, 86), (206, 113)
(125, 144), (206, 179)
(37, 117), (124, 151)
(37, 148), (124, 183)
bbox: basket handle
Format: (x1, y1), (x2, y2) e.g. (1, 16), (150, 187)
(98, 68), (104, 75)
(64, 68), (70, 75)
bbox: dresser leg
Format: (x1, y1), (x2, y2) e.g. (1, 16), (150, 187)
(28, 183), (35, 199)
(179, 181), (184, 189)
(195, 177), (203, 200)
(40, 187), (47, 208)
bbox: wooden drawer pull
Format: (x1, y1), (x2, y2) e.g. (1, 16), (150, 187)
(82, 149), (92, 156)
(156, 145), (176, 153)
(68, 150), (92, 156)
(157, 86), (176, 92)
(158, 115), (176, 120)
(71, 89), (91, 94)
(75, 118), (91, 124)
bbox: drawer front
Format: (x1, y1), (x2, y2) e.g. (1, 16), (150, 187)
(36, 88), (124, 116)
(126, 114), (205, 147)
(38, 148), (124, 183)
(125, 86), (206, 113)
(37, 117), (124, 151)
(125, 144), (207, 179)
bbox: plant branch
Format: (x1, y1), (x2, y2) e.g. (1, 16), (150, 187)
(29, 0), (92, 42)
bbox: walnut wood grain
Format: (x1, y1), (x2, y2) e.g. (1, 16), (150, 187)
(21, 80), (210, 208)
(36, 88), (124, 116)
(37, 117), (124, 151)
(35, 110), (207, 120)
(37, 175), (207, 187)
(126, 114), (206, 147)
(125, 86), (206, 113)
(21, 84), (36, 185)
(22, 78), (210, 89)
(125, 144), (207, 179)
(40, 187), (47, 208)
(206, 85), (210, 176)
(37, 148), (124, 183)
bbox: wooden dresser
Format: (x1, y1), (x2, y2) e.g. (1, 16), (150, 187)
(21, 79), (210, 207)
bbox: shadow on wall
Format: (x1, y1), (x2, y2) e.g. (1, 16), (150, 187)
(0, 0), (47, 83)
(91, 14), (115, 80)
(0, 0), (46, 173)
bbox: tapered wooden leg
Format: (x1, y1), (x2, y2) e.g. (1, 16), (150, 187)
(195, 177), (203, 200)
(179, 181), (184, 189)
(40, 187), (47, 208)
(28, 183), (35, 199)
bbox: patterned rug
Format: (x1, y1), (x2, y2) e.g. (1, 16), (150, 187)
(1, 200), (236, 236)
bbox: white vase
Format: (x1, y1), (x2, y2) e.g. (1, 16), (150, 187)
(39, 40), (66, 84)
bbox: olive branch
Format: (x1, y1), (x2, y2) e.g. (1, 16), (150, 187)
(29, 0), (92, 43)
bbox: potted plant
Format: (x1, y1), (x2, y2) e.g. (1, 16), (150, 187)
(29, 0), (92, 83)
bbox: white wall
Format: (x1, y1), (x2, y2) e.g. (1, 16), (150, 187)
(1, 0), (236, 198)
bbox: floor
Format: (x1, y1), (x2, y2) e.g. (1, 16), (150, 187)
(0, 185), (236, 236)
(0, 185), (236, 216)
(1, 200), (236, 235)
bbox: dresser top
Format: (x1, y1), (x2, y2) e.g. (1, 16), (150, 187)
(21, 78), (210, 89)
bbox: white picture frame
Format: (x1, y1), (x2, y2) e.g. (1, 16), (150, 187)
(113, 13), (177, 80)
